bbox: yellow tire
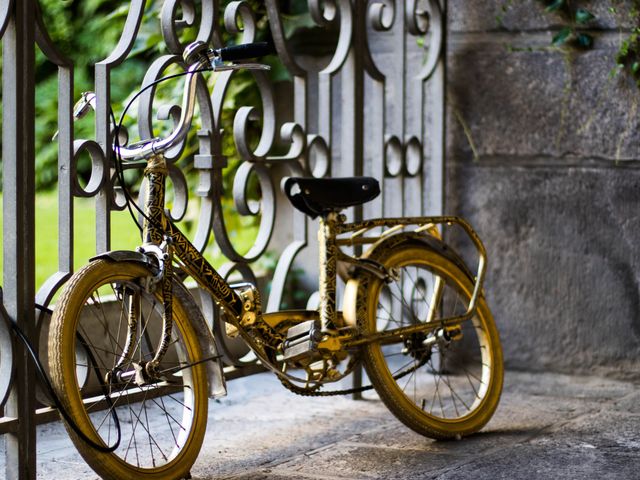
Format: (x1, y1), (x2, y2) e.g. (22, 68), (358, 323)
(49, 260), (208, 479)
(355, 238), (503, 439)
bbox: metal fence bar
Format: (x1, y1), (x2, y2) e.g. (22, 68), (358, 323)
(0, 1), (446, 477)
(2, 0), (37, 477)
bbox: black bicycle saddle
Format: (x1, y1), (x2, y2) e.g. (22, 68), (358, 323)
(283, 176), (380, 218)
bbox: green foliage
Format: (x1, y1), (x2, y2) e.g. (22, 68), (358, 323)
(537, 0), (596, 49)
(30, 0), (312, 192)
(4, 0), (320, 272)
(495, 0), (514, 25)
(0, 191), (143, 287)
(34, 0), (159, 190)
(575, 8), (596, 24)
(612, 1), (640, 87)
(498, 1), (597, 51)
(499, 1), (640, 89)
(544, 0), (566, 13)
(552, 26), (573, 46)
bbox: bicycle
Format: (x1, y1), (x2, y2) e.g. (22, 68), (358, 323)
(48, 40), (504, 480)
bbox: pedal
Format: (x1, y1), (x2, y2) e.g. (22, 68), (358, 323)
(283, 320), (322, 363)
(421, 326), (463, 349)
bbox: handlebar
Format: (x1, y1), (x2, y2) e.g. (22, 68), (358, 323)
(216, 42), (273, 62)
(108, 41), (271, 161)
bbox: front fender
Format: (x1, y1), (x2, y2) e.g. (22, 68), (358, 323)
(173, 281), (227, 399)
(91, 250), (158, 271)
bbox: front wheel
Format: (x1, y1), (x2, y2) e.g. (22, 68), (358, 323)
(49, 259), (208, 480)
(354, 238), (503, 439)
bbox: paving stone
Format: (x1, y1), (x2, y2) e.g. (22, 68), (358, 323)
(533, 410), (640, 452)
(227, 474), (307, 480)
(612, 389), (640, 414)
(270, 443), (464, 480)
(433, 444), (639, 480)
(503, 371), (637, 400)
(191, 374), (394, 479)
(2, 371), (638, 479)
(343, 375), (604, 456)
(428, 408), (640, 479)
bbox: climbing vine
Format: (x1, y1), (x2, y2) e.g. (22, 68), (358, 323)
(538, 0), (596, 48)
(611, 1), (640, 86)
(499, 1), (640, 87)
(497, 0), (596, 47)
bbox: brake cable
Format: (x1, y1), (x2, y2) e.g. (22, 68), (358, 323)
(2, 302), (121, 453)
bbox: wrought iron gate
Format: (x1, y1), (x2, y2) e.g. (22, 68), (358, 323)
(0, 0), (445, 477)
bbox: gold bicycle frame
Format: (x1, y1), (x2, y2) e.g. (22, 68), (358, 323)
(140, 154), (488, 361)
(142, 155), (244, 319)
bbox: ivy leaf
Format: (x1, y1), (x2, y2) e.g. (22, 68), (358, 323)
(545, 0), (565, 13)
(575, 8), (595, 24)
(633, 62), (640, 74)
(552, 27), (572, 46)
(576, 33), (593, 48)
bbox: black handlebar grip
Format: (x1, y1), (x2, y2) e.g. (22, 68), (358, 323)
(217, 42), (273, 62)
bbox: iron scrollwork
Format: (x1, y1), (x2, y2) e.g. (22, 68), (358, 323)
(0, 0), (446, 418)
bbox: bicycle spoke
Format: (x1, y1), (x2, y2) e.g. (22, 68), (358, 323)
(154, 395), (186, 442)
(87, 291), (126, 357)
(164, 392), (193, 412)
(123, 390), (141, 466)
(437, 372), (471, 412)
(365, 250), (498, 429)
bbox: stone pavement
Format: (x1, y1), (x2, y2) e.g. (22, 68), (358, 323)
(6, 370), (640, 479)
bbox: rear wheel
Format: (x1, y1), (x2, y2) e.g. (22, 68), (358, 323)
(357, 240), (503, 439)
(49, 260), (208, 479)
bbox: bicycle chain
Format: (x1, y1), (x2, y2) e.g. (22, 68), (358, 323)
(279, 377), (375, 397)
(252, 320), (430, 398)
(278, 357), (427, 397)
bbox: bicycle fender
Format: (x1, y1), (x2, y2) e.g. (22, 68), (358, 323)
(88, 250), (228, 399)
(90, 250), (159, 271)
(342, 232), (475, 327)
(173, 282), (227, 399)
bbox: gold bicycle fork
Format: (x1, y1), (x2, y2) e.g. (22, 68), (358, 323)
(112, 154), (247, 383)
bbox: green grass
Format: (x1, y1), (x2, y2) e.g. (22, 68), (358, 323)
(0, 190), (260, 290)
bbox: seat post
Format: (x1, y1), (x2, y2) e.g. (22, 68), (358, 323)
(318, 211), (342, 332)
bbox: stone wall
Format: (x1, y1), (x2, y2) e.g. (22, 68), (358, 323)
(446, 1), (640, 377)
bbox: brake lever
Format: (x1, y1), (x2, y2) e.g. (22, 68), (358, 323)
(184, 40), (271, 72)
(212, 63), (271, 72)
